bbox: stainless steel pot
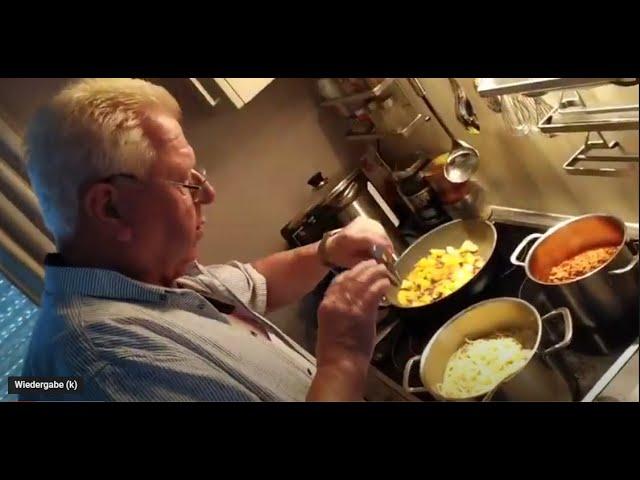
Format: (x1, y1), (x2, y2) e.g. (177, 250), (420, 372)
(281, 170), (407, 253)
(510, 214), (639, 334)
(325, 171), (408, 254)
(403, 297), (574, 401)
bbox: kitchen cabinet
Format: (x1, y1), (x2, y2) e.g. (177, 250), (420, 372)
(214, 78), (274, 108)
(189, 78), (274, 109)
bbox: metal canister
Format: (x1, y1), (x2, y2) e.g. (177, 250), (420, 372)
(280, 170), (407, 254)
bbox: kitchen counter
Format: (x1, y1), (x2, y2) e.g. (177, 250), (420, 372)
(592, 346), (639, 402)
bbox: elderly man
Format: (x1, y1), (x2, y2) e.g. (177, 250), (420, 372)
(20, 78), (394, 401)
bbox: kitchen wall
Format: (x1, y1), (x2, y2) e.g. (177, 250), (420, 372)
(382, 79), (639, 224)
(0, 77), (638, 347)
(163, 78), (364, 263)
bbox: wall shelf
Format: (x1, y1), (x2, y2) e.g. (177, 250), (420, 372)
(563, 131), (639, 177)
(345, 113), (429, 142)
(539, 104), (639, 133)
(476, 78), (637, 98)
(321, 79), (397, 107)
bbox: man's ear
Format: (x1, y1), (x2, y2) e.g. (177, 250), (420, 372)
(83, 183), (132, 242)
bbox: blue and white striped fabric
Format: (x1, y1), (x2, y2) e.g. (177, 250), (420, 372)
(20, 257), (315, 401)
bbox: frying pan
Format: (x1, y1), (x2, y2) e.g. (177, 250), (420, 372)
(383, 219), (498, 330)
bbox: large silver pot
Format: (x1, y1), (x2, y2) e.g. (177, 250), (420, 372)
(403, 297), (574, 401)
(510, 214), (639, 334)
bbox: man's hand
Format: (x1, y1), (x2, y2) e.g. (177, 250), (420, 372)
(307, 260), (391, 401)
(323, 217), (394, 269)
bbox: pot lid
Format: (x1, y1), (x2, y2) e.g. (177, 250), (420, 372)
(285, 170), (362, 229)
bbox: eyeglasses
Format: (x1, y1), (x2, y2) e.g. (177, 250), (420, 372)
(164, 168), (210, 203)
(102, 168), (211, 204)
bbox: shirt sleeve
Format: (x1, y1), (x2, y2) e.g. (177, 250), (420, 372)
(177, 261), (268, 315)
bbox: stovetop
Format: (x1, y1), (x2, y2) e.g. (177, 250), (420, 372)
(370, 221), (640, 402)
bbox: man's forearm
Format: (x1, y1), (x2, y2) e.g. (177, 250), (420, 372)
(306, 360), (368, 402)
(252, 241), (329, 312)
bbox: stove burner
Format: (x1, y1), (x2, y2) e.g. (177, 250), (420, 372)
(370, 221), (639, 402)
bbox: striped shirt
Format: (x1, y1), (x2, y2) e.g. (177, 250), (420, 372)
(20, 256), (316, 401)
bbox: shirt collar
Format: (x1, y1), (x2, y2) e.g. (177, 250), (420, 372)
(43, 253), (170, 303)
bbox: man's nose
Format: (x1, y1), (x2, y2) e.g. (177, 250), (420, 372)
(198, 181), (216, 205)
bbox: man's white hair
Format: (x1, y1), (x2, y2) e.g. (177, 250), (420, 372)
(25, 78), (181, 245)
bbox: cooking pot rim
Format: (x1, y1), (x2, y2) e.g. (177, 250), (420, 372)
(521, 213), (628, 286)
(418, 296), (543, 401)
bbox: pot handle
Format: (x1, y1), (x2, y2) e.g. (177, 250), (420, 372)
(609, 255), (639, 275)
(402, 355), (428, 393)
(510, 233), (543, 267)
(540, 307), (573, 355)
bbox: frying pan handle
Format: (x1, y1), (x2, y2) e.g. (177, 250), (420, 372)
(378, 249), (400, 308)
(402, 355), (428, 393)
(510, 233), (543, 267)
(541, 307), (573, 355)
(371, 244), (402, 287)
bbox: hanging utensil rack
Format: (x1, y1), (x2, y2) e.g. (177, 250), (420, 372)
(478, 79), (639, 177)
